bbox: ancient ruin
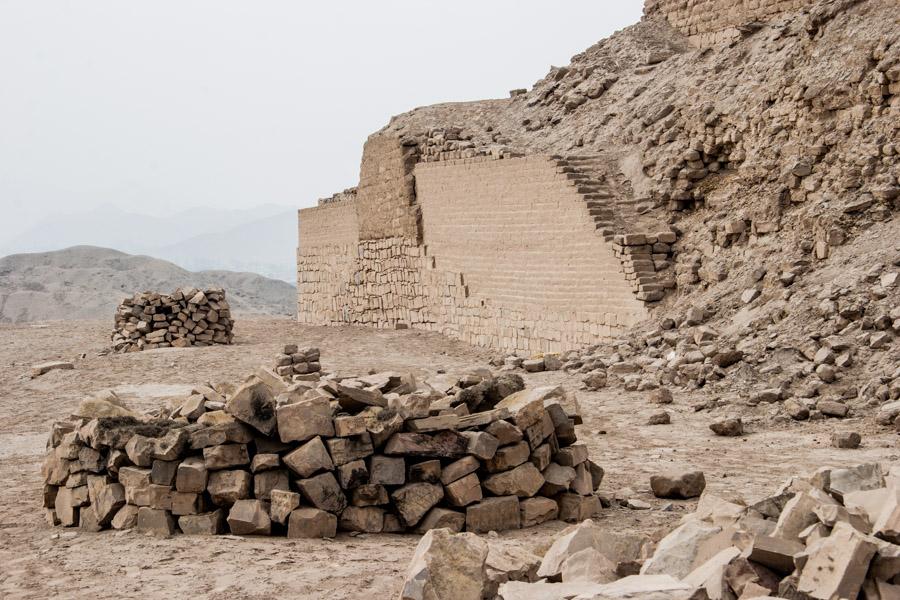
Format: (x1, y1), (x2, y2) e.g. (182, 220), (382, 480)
(298, 0), (899, 358)
(111, 288), (234, 352)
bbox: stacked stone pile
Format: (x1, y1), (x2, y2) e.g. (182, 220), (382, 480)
(41, 347), (602, 538)
(401, 462), (900, 600)
(273, 344), (322, 382)
(111, 288), (234, 352)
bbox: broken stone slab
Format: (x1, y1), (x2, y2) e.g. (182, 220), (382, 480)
(384, 431), (469, 459)
(462, 431), (499, 460)
(392, 483), (444, 527)
(276, 396), (334, 443)
(226, 499), (271, 536)
(682, 546), (742, 599)
(203, 443), (250, 470)
(520, 497), (559, 528)
(339, 505), (384, 533)
(370, 455), (405, 486)
(334, 383), (386, 412)
(772, 490), (835, 543)
(286, 507), (337, 539)
(831, 431), (861, 448)
(253, 469), (289, 500)
(797, 522), (876, 600)
(466, 496), (520, 533)
(483, 463), (544, 498)
(224, 379), (277, 435)
(558, 493), (600, 523)
(409, 460), (442, 484)
(206, 469), (251, 505)
(444, 472), (483, 507)
(650, 470), (706, 499)
(400, 528), (488, 600)
(560, 547), (618, 584)
(175, 456), (208, 493)
(282, 436), (334, 478)
(325, 435), (374, 466)
(484, 441), (530, 473)
(641, 520), (722, 579)
(178, 509), (226, 535)
(31, 361), (74, 378)
(746, 535), (804, 574)
(441, 456), (480, 485)
(352, 484), (390, 507)
(414, 507), (466, 534)
(110, 504), (139, 530)
(297, 472), (347, 514)
(269, 489), (300, 524)
(136, 507), (176, 536)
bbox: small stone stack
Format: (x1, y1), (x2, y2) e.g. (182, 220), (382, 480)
(41, 349), (603, 538)
(111, 288), (234, 352)
(610, 232), (677, 302)
(273, 345), (322, 382)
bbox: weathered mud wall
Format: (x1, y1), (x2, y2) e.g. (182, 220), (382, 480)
(644, 0), (818, 46)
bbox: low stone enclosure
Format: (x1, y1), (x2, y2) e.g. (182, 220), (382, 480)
(298, 137), (677, 354)
(41, 347), (603, 537)
(111, 288), (234, 352)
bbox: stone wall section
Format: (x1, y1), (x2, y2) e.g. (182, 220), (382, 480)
(415, 156), (648, 351)
(297, 156), (652, 352)
(644, 0), (817, 47)
(355, 134), (420, 241)
(297, 197), (361, 325)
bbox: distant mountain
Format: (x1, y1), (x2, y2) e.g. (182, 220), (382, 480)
(0, 246), (297, 324)
(153, 210), (297, 282)
(0, 204), (299, 283)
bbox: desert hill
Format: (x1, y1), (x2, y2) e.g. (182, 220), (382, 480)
(0, 246), (296, 323)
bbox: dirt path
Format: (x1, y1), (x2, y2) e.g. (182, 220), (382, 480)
(0, 317), (894, 599)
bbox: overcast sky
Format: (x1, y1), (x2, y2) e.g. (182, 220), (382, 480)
(0, 1), (643, 246)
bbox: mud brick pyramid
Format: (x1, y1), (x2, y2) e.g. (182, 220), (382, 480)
(111, 287), (234, 352)
(41, 347), (603, 537)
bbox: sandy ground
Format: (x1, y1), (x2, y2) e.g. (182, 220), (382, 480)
(0, 316), (896, 599)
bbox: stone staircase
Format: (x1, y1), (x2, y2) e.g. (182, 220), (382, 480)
(553, 154), (676, 303)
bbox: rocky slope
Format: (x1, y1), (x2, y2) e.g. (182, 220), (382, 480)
(371, 0), (900, 424)
(0, 246), (296, 323)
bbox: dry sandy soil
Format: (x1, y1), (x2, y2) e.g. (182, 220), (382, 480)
(0, 317), (895, 599)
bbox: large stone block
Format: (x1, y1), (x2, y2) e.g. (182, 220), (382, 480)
(283, 436), (334, 478)
(392, 483), (444, 527)
(297, 472), (347, 514)
(276, 396), (334, 443)
(224, 380), (277, 435)
(207, 469), (252, 506)
(287, 507), (337, 539)
(227, 499), (272, 536)
(136, 507), (176, 536)
(179, 509), (226, 535)
(466, 496), (520, 533)
(483, 463), (544, 498)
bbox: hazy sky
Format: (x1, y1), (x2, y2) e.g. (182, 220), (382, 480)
(0, 1), (643, 245)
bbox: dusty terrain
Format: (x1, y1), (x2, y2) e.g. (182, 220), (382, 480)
(0, 317), (895, 599)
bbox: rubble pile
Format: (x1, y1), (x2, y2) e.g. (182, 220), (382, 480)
(402, 462), (900, 600)
(41, 347), (603, 538)
(496, 259), (899, 426)
(111, 288), (234, 352)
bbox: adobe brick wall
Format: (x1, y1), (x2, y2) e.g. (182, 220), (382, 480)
(296, 197), (360, 324)
(644, 0), (817, 47)
(415, 156), (647, 351)
(296, 156), (648, 352)
(355, 134), (420, 241)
